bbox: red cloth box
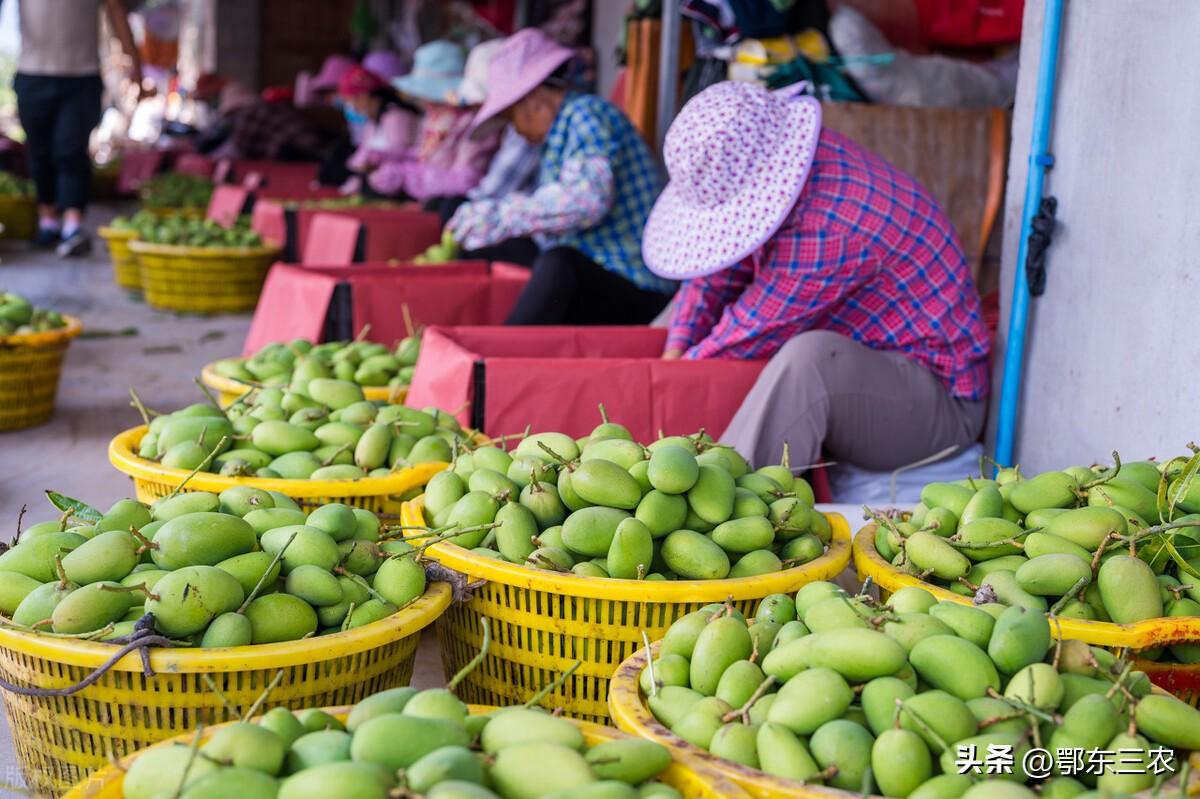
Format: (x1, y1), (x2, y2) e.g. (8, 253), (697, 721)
(406, 326), (768, 442)
(244, 261), (529, 354)
(252, 201), (442, 263)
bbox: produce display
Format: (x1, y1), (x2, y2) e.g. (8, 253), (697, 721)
(286, 196), (401, 210)
(419, 417), (829, 580)
(0, 290), (67, 335)
(211, 335), (421, 393)
(136, 215), (265, 248)
(108, 210), (160, 237)
(412, 230), (460, 264)
(637, 581), (1200, 797)
(871, 454), (1200, 661)
(138, 172), (213, 210)
(137, 388), (464, 481)
(0, 171), (34, 197)
(114, 695), (683, 799)
(0, 491), (426, 646)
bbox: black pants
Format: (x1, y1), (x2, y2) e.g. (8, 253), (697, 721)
(506, 246), (674, 325)
(14, 73), (103, 213)
(463, 237), (541, 268)
(422, 194), (468, 225)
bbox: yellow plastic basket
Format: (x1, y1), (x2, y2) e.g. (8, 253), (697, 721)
(200, 361), (407, 407)
(64, 702), (749, 799)
(401, 498), (851, 724)
(610, 641), (1200, 799)
(0, 583), (451, 798)
(108, 425), (446, 517)
(97, 227), (141, 293)
(0, 316), (82, 431)
(128, 240), (281, 314)
(853, 526), (1200, 706)
(0, 194), (37, 239)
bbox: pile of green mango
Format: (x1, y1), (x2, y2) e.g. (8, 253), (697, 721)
(873, 455), (1200, 663)
(420, 415), (827, 581)
(0, 290), (67, 336)
(138, 215), (264, 248)
(412, 230), (460, 265)
(640, 582), (1200, 798)
(288, 196), (398, 210)
(118, 696), (680, 799)
(212, 334), (421, 393)
(138, 385), (464, 481)
(109, 210), (161, 238)
(0, 171), (34, 197)
(138, 172), (213, 210)
(0, 491), (427, 646)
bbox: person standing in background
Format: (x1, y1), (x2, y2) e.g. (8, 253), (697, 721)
(8, 0), (143, 257)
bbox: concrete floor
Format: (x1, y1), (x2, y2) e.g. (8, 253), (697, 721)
(0, 211), (867, 795)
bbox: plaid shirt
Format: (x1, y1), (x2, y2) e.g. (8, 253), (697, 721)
(468, 125), (541, 200)
(449, 93), (673, 294)
(668, 129), (991, 401)
(228, 102), (324, 161)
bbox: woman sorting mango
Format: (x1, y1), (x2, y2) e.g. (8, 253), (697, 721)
(643, 81), (992, 472)
(446, 29), (676, 325)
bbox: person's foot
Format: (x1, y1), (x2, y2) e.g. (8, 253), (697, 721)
(33, 226), (61, 249)
(56, 228), (92, 257)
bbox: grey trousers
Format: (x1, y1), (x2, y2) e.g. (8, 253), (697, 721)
(721, 330), (987, 471)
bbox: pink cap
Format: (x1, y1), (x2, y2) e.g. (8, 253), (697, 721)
(642, 81), (823, 280)
(363, 50), (407, 82)
(468, 28), (573, 139)
(310, 55), (358, 92)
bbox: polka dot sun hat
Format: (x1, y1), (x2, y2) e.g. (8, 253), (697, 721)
(643, 80), (822, 280)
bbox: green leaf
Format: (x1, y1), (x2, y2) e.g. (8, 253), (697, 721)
(44, 491), (103, 524)
(1165, 451), (1200, 522)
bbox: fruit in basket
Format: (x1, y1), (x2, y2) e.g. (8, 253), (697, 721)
(4, 491), (426, 646)
(638, 583), (1200, 796)
(421, 415), (828, 582)
(136, 215), (264, 247)
(137, 172), (213, 210)
(136, 383), (467, 482)
(412, 229), (461, 265)
(0, 171), (34, 198)
(872, 450), (1200, 665)
(213, 333), (422, 395)
(0, 290), (67, 335)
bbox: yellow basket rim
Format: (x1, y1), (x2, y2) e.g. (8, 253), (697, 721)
(0, 314), (83, 348)
(109, 425), (447, 499)
(200, 361), (406, 404)
(66, 702), (750, 799)
(853, 524), (1200, 648)
(127, 240), (282, 258)
(610, 640), (856, 798)
(0, 582), (449, 672)
(401, 497), (851, 602)
(0, 194), (34, 205)
(97, 226), (137, 240)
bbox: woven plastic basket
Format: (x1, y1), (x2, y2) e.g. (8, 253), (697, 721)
(0, 317), (82, 431)
(97, 227), (141, 292)
(853, 526), (1200, 706)
(610, 640), (1200, 799)
(0, 194), (37, 239)
(108, 425), (445, 517)
(0, 583), (450, 797)
(400, 498), (851, 724)
(200, 361), (406, 407)
(128, 240), (281, 314)
(64, 702), (750, 799)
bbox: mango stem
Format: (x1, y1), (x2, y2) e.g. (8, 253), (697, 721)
(240, 670), (286, 723)
(721, 675), (776, 724)
(640, 631), (658, 697)
(1078, 450), (1123, 493)
(237, 531), (297, 614)
(447, 617), (490, 691)
(598, 403), (609, 424)
(1048, 577), (1090, 616)
(170, 724), (207, 799)
(163, 435), (229, 501)
(523, 659), (582, 709)
(895, 699), (950, 752)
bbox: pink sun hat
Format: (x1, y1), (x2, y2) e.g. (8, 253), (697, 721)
(362, 50), (407, 82)
(468, 28), (574, 139)
(309, 54), (358, 92)
(642, 81), (823, 280)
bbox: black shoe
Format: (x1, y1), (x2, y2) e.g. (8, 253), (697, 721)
(56, 229), (92, 257)
(33, 227), (61, 249)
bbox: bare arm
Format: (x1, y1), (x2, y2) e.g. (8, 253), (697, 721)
(103, 0), (144, 87)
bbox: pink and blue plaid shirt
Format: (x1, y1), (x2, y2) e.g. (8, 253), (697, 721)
(667, 129), (991, 401)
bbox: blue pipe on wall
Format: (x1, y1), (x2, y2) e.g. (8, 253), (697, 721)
(994, 0), (1067, 468)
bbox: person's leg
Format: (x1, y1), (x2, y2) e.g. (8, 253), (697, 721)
(53, 75), (104, 256)
(13, 74), (62, 247)
(462, 237), (539, 267)
(506, 246), (673, 325)
(721, 330), (986, 470)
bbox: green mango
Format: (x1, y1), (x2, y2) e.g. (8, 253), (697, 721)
(647, 685), (704, 729)
(660, 529), (729, 579)
(1009, 471), (1079, 514)
(710, 516), (773, 554)
(806, 627), (908, 681)
(344, 686), (417, 731)
(123, 744), (219, 799)
(1015, 553), (1092, 596)
(920, 482), (974, 516)
(156, 416), (234, 459)
(899, 690), (978, 753)
(730, 550), (782, 577)
(872, 728), (932, 798)
(634, 490), (688, 539)
(1046, 506), (1127, 551)
(261, 525), (340, 572)
(987, 605), (1051, 675)
(151, 512), (257, 570)
(61, 529), (139, 585)
(809, 719), (874, 792)
(0, 531), (87, 581)
(928, 602), (994, 649)
(0, 572), (41, 616)
(201, 721), (286, 774)
(766, 667), (852, 734)
(607, 518), (654, 579)
(860, 676), (915, 736)
(480, 707), (585, 752)
(689, 615), (753, 695)
(756, 593), (797, 625)
(12, 580), (78, 628)
(1134, 692), (1200, 749)
(244, 593), (318, 643)
(659, 612), (708, 659)
(910, 635), (1000, 700)
(905, 531), (971, 578)
(1098, 555), (1163, 623)
(957, 517), (1025, 561)
(959, 485), (1004, 525)
(493, 502), (539, 564)
(515, 432), (580, 462)
(181, 768), (278, 799)
(584, 739), (670, 784)
(570, 459), (643, 510)
(1088, 478), (1158, 524)
(372, 555), (426, 607)
(882, 612), (955, 653)
(276, 761), (392, 799)
(492, 742), (595, 799)
(560, 506), (630, 557)
(804, 595), (870, 632)
(685, 465), (736, 525)
(756, 722), (820, 781)
(146, 565), (245, 637)
(979, 570), (1047, 611)
(98, 498), (153, 533)
(1023, 531), (1092, 561)
(200, 611), (253, 647)
(908, 774), (974, 799)
(51, 581), (135, 633)
(284, 564), (342, 606)
(216, 551), (282, 596)
(1004, 662), (1063, 709)
(794, 581), (846, 615)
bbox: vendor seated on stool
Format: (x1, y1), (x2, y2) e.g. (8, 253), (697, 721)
(643, 81), (991, 472)
(447, 29), (676, 326)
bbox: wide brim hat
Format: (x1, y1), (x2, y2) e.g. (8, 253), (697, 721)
(310, 55), (357, 92)
(643, 81), (823, 280)
(456, 39), (507, 106)
(363, 50), (407, 82)
(392, 40), (466, 104)
(468, 28), (574, 139)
